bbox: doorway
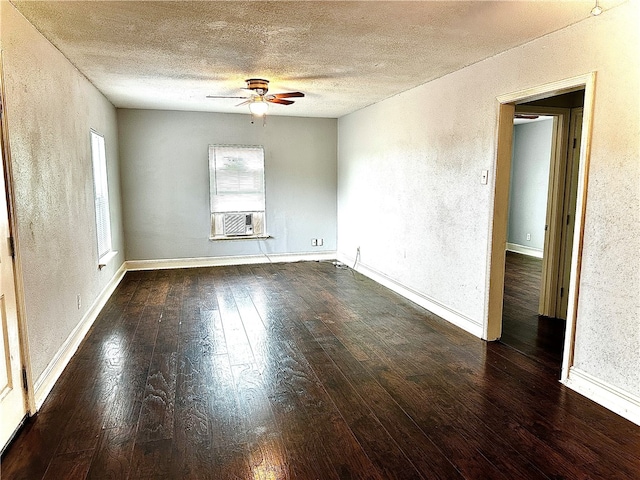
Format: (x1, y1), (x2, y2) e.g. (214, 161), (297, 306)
(502, 112), (561, 368)
(486, 74), (595, 382)
(501, 100), (584, 369)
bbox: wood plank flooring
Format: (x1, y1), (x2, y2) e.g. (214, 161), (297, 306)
(2, 261), (639, 479)
(501, 251), (566, 371)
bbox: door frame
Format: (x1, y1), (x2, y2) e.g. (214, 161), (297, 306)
(556, 108), (584, 320)
(0, 52), (35, 419)
(485, 73), (596, 382)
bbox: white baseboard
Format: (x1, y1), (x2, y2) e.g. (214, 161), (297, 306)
(563, 367), (640, 426)
(125, 251), (337, 271)
(337, 254), (483, 338)
(33, 263), (127, 409)
(506, 243), (543, 258)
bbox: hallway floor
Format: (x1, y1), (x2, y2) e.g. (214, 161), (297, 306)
(501, 251), (566, 372)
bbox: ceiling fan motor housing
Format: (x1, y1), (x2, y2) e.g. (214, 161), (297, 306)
(246, 78), (269, 95)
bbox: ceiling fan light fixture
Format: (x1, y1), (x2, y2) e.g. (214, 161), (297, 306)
(249, 99), (268, 116)
(591, 0), (603, 16)
(207, 78), (302, 119)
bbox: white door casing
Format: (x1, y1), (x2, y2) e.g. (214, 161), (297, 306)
(486, 73), (596, 385)
(0, 55), (27, 452)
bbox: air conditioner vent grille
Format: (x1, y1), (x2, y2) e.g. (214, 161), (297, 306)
(224, 213), (253, 236)
(211, 211), (264, 238)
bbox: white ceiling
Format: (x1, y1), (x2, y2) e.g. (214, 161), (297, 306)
(10, 0), (618, 118)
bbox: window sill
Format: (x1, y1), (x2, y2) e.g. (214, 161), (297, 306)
(98, 250), (118, 270)
(209, 234), (271, 241)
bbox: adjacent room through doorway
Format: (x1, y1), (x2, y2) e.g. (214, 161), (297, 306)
(500, 90), (585, 373)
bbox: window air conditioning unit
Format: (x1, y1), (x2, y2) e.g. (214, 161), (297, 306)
(224, 213), (254, 236)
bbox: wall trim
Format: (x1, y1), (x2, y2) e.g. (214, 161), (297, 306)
(506, 243), (544, 258)
(563, 367), (640, 426)
(125, 251), (337, 271)
(337, 253), (483, 338)
(33, 263), (127, 409)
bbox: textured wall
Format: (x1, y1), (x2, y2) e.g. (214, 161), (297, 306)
(338, 1), (639, 396)
(118, 109), (337, 260)
(508, 120), (553, 251)
(1, 3), (124, 380)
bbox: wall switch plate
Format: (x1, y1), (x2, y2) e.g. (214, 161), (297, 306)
(481, 169), (489, 185)
(318, 238), (323, 246)
(311, 239), (317, 246)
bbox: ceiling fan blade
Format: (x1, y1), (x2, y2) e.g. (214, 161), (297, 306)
(236, 100), (252, 107)
(206, 95), (251, 99)
(267, 98), (294, 106)
(273, 92), (305, 99)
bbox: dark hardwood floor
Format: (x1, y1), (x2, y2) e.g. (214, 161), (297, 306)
(2, 261), (639, 479)
(501, 251), (566, 371)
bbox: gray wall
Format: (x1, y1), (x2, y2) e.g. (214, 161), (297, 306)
(338, 1), (639, 397)
(1, 3), (125, 380)
(507, 119), (554, 251)
(117, 109), (337, 260)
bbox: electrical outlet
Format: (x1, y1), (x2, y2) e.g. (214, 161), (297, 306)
(481, 169), (489, 185)
(311, 239), (317, 246)
(318, 238), (323, 246)
(77, 294), (81, 310)
(526, 233), (531, 241)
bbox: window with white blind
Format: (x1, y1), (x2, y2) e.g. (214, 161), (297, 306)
(90, 130), (114, 265)
(209, 144), (266, 239)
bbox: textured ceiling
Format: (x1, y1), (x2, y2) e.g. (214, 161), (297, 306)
(10, 1), (615, 118)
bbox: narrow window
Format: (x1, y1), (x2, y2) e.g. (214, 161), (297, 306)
(90, 130), (113, 265)
(209, 145), (266, 239)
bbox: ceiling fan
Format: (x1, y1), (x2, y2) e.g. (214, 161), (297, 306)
(206, 78), (304, 116)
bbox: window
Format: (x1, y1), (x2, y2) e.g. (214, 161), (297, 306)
(90, 130), (114, 265)
(209, 144), (266, 239)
